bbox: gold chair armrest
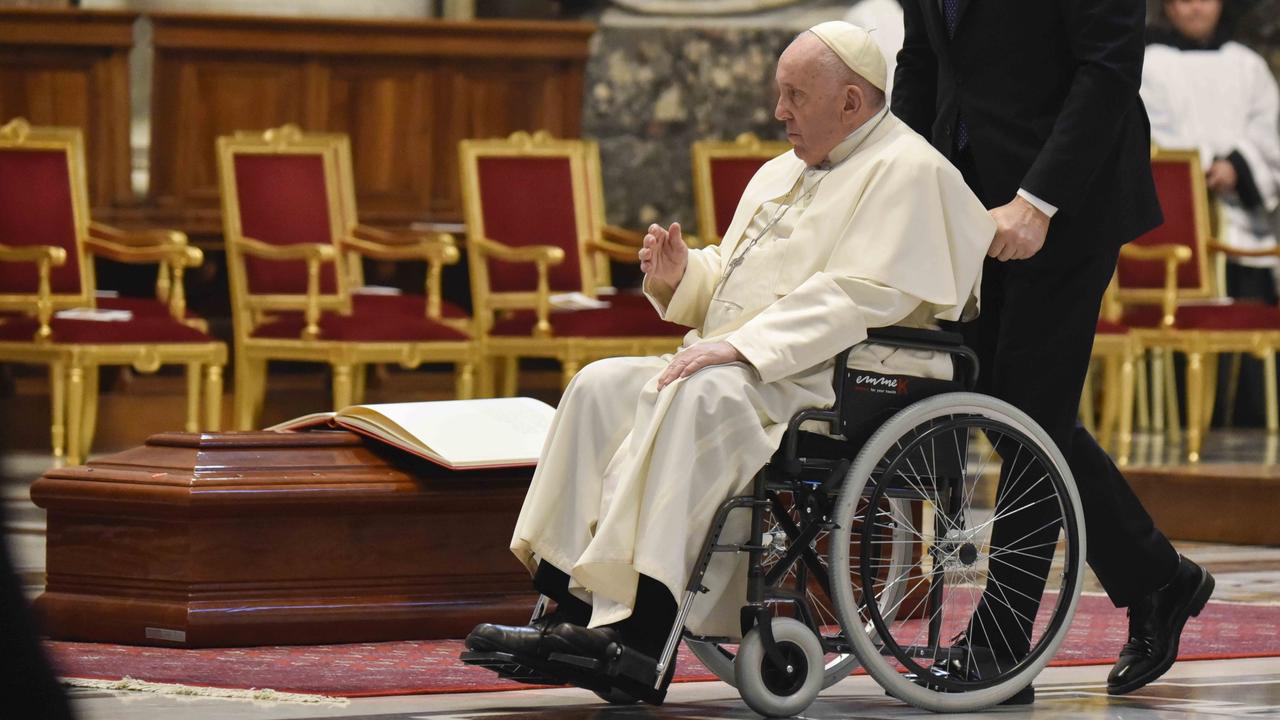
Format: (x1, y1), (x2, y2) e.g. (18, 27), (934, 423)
(343, 231), (460, 264)
(89, 222), (188, 249)
(0, 243), (68, 341)
(84, 235), (201, 265)
(600, 225), (645, 247)
(472, 237), (564, 337)
(1119, 243), (1192, 328)
(1118, 244), (1193, 263)
(238, 237), (337, 263)
(472, 236), (566, 265)
(586, 237), (644, 263)
(1207, 240), (1280, 259)
(88, 223), (201, 318)
(0, 244), (68, 265)
(344, 229), (460, 321)
(238, 237), (337, 339)
(352, 224), (458, 249)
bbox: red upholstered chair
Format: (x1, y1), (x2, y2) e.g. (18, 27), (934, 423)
(458, 131), (686, 395)
(691, 133), (791, 246)
(218, 126), (476, 429)
(0, 118), (226, 464)
(311, 130), (473, 335)
(1115, 146), (1280, 461)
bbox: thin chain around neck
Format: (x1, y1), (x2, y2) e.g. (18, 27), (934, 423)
(713, 111), (889, 297)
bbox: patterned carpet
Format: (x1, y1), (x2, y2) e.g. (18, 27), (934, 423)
(46, 595), (1280, 698)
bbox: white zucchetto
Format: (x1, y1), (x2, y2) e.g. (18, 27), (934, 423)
(808, 20), (888, 92)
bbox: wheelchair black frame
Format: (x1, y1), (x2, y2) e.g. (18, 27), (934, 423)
(656, 327), (981, 689)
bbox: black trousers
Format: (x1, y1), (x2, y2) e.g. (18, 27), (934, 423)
(953, 151), (1179, 655)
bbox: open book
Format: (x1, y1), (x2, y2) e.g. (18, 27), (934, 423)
(267, 397), (557, 470)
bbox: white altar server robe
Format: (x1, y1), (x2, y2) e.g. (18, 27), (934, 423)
(510, 109), (995, 638)
(1141, 41), (1280, 267)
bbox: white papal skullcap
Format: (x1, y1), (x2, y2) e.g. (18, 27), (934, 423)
(807, 20), (887, 92)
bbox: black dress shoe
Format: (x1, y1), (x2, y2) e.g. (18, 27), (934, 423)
(1108, 555), (1215, 695)
(544, 622), (627, 660)
(465, 616), (559, 658)
(940, 636), (1034, 706)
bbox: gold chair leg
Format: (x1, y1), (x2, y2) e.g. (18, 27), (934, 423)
(1263, 348), (1278, 434)
(332, 363), (355, 410)
(1201, 352), (1218, 438)
(475, 356), (495, 398)
(1135, 349), (1150, 432)
(1222, 352), (1243, 428)
(234, 356), (268, 430)
(50, 361), (66, 459)
(501, 356), (519, 397)
(352, 363), (368, 405)
(251, 359), (269, 425)
(79, 365), (100, 461)
(1118, 347), (1135, 465)
(1163, 350), (1181, 441)
(560, 359), (581, 391)
(204, 364), (224, 431)
(1097, 355), (1118, 451)
(1150, 349), (1165, 434)
(1080, 361), (1097, 437)
(455, 361), (475, 400)
(233, 355), (254, 430)
(185, 363), (201, 433)
(66, 363), (85, 466)
(1185, 351), (1204, 463)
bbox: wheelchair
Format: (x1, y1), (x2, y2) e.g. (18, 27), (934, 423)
(462, 327), (1085, 716)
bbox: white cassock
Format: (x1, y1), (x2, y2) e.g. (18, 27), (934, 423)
(1141, 40), (1280, 268)
(844, 0), (905, 97)
(510, 107), (995, 638)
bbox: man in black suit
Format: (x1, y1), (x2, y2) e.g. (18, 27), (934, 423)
(892, 0), (1216, 699)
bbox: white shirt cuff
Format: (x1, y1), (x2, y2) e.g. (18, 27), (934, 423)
(1017, 188), (1058, 219)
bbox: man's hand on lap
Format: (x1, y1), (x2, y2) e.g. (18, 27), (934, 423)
(988, 195), (1049, 261)
(656, 341), (745, 390)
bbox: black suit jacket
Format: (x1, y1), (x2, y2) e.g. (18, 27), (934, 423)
(891, 0), (1162, 256)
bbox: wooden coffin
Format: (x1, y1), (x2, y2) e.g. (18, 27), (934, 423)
(30, 430), (536, 648)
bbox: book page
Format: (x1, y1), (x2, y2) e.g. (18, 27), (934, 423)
(265, 411), (337, 432)
(338, 397), (556, 468)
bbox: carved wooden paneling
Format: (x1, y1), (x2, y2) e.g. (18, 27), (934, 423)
(0, 9), (136, 209)
(146, 13), (595, 234)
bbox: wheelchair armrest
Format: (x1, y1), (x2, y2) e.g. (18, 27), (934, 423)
(857, 327), (979, 392)
(866, 325), (964, 347)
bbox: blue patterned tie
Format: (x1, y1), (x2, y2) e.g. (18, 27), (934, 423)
(942, 0), (961, 37)
(942, 0), (970, 150)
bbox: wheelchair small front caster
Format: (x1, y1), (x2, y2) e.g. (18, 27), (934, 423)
(734, 617), (823, 717)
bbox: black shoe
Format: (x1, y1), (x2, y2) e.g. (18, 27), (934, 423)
(465, 615), (559, 658)
(1108, 555), (1215, 695)
(544, 622), (627, 660)
(939, 636), (1035, 706)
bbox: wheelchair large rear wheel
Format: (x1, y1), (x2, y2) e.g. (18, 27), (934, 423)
(687, 494), (914, 689)
(829, 393), (1085, 712)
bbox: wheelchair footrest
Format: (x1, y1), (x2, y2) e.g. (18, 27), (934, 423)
(546, 643), (669, 705)
(458, 650), (562, 686)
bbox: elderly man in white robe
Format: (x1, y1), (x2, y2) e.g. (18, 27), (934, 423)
(465, 21), (995, 694)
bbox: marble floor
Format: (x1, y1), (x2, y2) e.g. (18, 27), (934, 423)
(52, 658), (1280, 720)
(4, 425), (1280, 719)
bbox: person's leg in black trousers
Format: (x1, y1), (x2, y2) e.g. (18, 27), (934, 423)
(950, 148), (1186, 681)
(967, 248), (1182, 657)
